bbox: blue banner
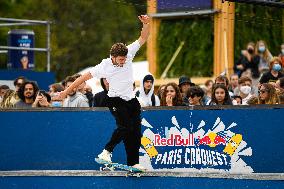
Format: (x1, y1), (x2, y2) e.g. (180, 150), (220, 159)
(157, 0), (212, 13)
(0, 106), (283, 173)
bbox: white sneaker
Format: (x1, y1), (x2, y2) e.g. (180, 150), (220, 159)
(98, 149), (112, 162)
(132, 164), (146, 171)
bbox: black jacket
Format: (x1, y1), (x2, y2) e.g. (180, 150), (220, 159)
(93, 78), (108, 107)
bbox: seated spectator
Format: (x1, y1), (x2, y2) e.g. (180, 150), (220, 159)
(232, 95), (242, 105)
(259, 57), (283, 85)
(157, 84), (166, 101)
(161, 82), (183, 106)
(178, 76), (195, 106)
(0, 85), (9, 103)
(93, 78), (109, 107)
(15, 81), (39, 108)
(63, 76), (89, 107)
(202, 79), (213, 105)
(0, 89), (14, 108)
(4, 76), (27, 107)
(228, 74), (239, 94)
(238, 76), (254, 105)
(254, 40), (273, 74)
(73, 74), (93, 107)
(136, 73), (160, 107)
(32, 90), (51, 107)
(49, 83), (64, 96)
(207, 84), (233, 105)
(234, 42), (255, 77)
(83, 85), (94, 107)
(214, 75), (237, 105)
(258, 83), (279, 104)
(186, 86), (204, 106)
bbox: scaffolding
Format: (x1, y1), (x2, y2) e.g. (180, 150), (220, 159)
(0, 17), (51, 72)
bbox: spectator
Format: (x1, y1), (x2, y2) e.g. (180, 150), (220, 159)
(228, 74), (239, 94)
(136, 73), (160, 107)
(238, 76), (253, 105)
(157, 84), (166, 101)
(49, 83), (64, 96)
(161, 82), (183, 106)
(207, 84), (233, 105)
(254, 40), (273, 74)
(15, 81), (39, 108)
(258, 83), (279, 104)
(234, 42), (255, 77)
(4, 76), (27, 107)
(73, 74), (93, 107)
(83, 85), (94, 107)
(63, 76), (89, 107)
(259, 57), (283, 85)
(214, 75), (235, 98)
(32, 90), (51, 107)
(186, 86), (204, 106)
(0, 89), (14, 108)
(232, 95), (242, 105)
(178, 75), (195, 106)
(202, 79), (214, 105)
(93, 78), (109, 107)
(0, 85), (9, 103)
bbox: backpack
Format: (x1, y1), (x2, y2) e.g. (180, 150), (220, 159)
(135, 90), (156, 106)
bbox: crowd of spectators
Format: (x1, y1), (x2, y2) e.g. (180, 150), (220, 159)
(1, 40), (284, 109)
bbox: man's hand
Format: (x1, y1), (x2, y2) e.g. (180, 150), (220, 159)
(138, 15), (150, 25)
(138, 15), (150, 46)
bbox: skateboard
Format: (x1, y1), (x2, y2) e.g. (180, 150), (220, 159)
(95, 158), (144, 174)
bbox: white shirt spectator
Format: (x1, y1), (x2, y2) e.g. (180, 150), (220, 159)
(89, 40), (140, 101)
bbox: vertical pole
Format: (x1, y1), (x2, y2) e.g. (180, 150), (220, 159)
(147, 0), (160, 77)
(46, 22), (51, 72)
(213, 0), (235, 77)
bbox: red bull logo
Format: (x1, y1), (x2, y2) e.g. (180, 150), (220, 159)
(154, 134), (194, 146)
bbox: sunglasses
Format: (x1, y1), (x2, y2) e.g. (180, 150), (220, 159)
(188, 94), (197, 98)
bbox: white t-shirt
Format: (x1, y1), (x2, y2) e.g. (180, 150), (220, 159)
(89, 40), (140, 101)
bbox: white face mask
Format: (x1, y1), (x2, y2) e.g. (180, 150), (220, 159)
(240, 86), (251, 95)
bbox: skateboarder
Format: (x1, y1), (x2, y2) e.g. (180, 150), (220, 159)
(55, 15), (150, 170)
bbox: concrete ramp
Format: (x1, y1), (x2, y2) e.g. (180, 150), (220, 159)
(0, 170), (283, 189)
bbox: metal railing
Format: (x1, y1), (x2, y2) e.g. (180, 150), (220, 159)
(0, 17), (51, 72)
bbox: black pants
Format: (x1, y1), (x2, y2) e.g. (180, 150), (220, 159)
(105, 97), (142, 166)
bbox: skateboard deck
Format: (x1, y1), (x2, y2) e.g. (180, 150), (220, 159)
(95, 158), (144, 173)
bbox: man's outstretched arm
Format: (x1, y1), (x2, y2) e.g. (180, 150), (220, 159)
(55, 72), (93, 100)
(137, 15), (150, 46)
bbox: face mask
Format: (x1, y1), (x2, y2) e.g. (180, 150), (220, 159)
(258, 46), (266, 53)
(272, 64), (282, 72)
(51, 101), (62, 107)
(240, 86), (251, 95)
(247, 48), (254, 54)
(281, 49), (284, 54)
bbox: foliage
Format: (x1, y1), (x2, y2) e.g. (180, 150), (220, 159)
(234, 3), (283, 59)
(0, 0), (146, 81)
(157, 18), (214, 78)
